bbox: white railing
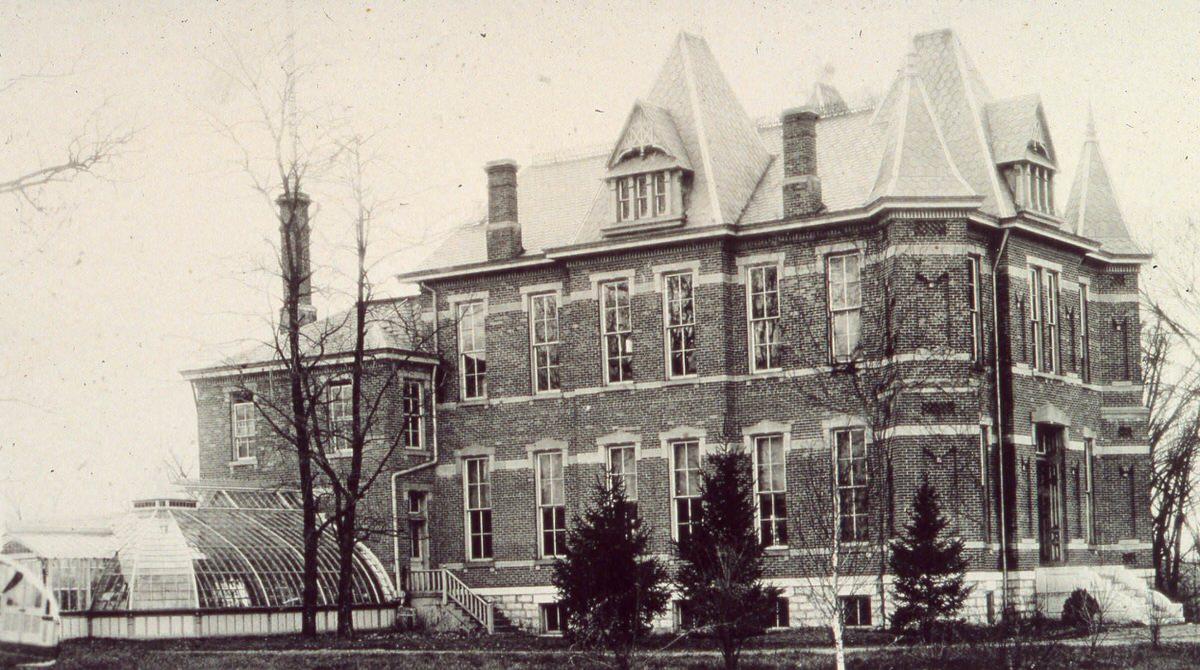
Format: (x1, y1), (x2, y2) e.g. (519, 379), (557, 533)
(405, 569), (444, 594)
(404, 568), (493, 633)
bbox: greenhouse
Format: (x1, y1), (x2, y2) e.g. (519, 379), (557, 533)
(1, 489), (398, 639)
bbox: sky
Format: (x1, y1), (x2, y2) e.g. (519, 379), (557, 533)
(1, 0), (1198, 529)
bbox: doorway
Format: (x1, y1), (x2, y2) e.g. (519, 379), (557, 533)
(408, 490), (430, 570)
(1035, 426), (1067, 564)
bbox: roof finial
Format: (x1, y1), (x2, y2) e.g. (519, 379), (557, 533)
(1085, 102), (1097, 142)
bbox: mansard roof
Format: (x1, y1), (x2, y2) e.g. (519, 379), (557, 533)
(1063, 113), (1145, 256)
(866, 55), (976, 202)
(409, 29), (1140, 276)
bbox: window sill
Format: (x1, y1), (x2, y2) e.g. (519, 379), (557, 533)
(404, 445), (427, 451)
(601, 215), (684, 237)
(327, 450), (355, 459)
(531, 390), (565, 400)
(749, 367), (783, 376)
(534, 557), (562, 566)
(603, 381), (636, 390)
(228, 458), (258, 468)
(457, 398), (489, 407)
(464, 559), (496, 568)
(764, 546), (789, 554)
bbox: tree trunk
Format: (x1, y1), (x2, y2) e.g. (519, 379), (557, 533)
(336, 496), (357, 638)
(831, 617), (846, 670)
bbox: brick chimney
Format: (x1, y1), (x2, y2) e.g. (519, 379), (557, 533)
(485, 159), (522, 261)
(782, 107), (823, 217)
(277, 191), (317, 328)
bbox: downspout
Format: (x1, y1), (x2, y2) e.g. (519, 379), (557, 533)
(991, 230), (1011, 610)
(391, 283), (441, 594)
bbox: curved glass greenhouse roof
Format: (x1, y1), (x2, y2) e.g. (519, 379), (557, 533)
(68, 493), (397, 612)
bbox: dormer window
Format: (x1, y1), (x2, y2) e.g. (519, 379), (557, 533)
(1015, 163), (1054, 215)
(617, 171), (671, 222)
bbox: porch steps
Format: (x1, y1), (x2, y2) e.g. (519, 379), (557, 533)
(1035, 565), (1183, 624)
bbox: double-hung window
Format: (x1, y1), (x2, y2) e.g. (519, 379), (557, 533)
(530, 293), (561, 393)
(755, 435), (787, 547)
(536, 451), (566, 558)
(1045, 270), (1060, 372)
(664, 272), (697, 377)
(834, 428), (869, 542)
(607, 445), (638, 502)
(232, 395), (256, 460)
(672, 440), (702, 543)
(826, 253), (862, 362)
(408, 491), (428, 561)
(600, 280), (633, 383)
(748, 265), (781, 371)
(1079, 284), (1091, 382)
(327, 381), (351, 454)
(1028, 267), (1043, 369)
(616, 172), (671, 222)
(402, 380), (423, 448)
(979, 426), (991, 543)
(967, 256), (983, 363)
(840, 595), (872, 627)
(465, 457), (493, 560)
(1084, 438), (1097, 543)
(458, 301), (487, 399)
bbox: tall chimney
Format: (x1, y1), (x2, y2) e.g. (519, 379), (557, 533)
(278, 191), (317, 329)
(782, 108), (823, 218)
(485, 159), (522, 261)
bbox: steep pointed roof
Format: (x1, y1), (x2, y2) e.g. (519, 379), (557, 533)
(987, 94), (1057, 165)
(1063, 112), (1144, 255)
(911, 29), (1014, 216)
(643, 32), (772, 225)
(806, 82), (849, 116)
(867, 55), (976, 202)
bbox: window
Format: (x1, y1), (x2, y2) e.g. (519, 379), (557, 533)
(826, 253), (862, 362)
(408, 491), (428, 560)
(536, 451), (566, 558)
(1079, 284), (1091, 382)
(835, 428), (869, 542)
(664, 272), (697, 377)
(672, 441), (702, 543)
(529, 293), (561, 393)
(607, 445), (638, 501)
(1045, 271), (1060, 372)
(616, 172), (671, 222)
(327, 381), (351, 453)
(967, 256), (983, 363)
(1023, 164), (1054, 215)
(1084, 438), (1097, 543)
(979, 426), (991, 543)
(464, 458), (493, 560)
(755, 435), (787, 547)
(541, 603), (563, 634)
(1028, 267), (1043, 369)
(674, 601), (696, 630)
(772, 597), (791, 628)
(600, 280), (633, 383)
(458, 301), (487, 399)
(840, 595), (872, 627)
(50, 558), (96, 612)
(231, 395), (256, 460)
(748, 265), (781, 371)
(402, 380), (424, 448)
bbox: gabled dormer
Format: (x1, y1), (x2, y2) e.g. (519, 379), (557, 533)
(987, 94), (1058, 218)
(603, 101), (692, 235)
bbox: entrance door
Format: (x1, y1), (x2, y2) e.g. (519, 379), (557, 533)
(407, 490), (431, 570)
(1036, 427), (1066, 564)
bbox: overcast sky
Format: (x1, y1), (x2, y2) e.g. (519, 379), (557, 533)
(1, 0), (1197, 528)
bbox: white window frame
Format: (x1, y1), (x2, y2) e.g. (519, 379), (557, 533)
(967, 256), (983, 363)
(326, 380), (352, 454)
(1028, 267), (1043, 370)
(748, 264), (782, 372)
(753, 434), (788, 548)
(458, 300), (488, 400)
(600, 279), (633, 384)
(663, 271), (697, 378)
(535, 451), (567, 558)
(834, 427), (869, 543)
(1084, 438), (1097, 544)
(231, 395), (256, 461)
(541, 602), (564, 634)
(671, 440), (702, 543)
(826, 252), (862, 363)
(402, 379), (424, 449)
(653, 172), (669, 216)
(616, 172), (671, 222)
(407, 490), (429, 561)
(529, 293), (561, 393)
(1046, 270), (1060, 373)
(607, 445), (638, 501)
(1079, 283), (1090, 382)
(464, 457), (494, 561)
(840, 595), (872, 627)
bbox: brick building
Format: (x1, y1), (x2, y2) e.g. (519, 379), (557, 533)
(186, 30), (1178, 632)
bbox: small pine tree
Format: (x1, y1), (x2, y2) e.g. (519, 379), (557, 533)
(676, 449), (781, 670)
(889, 480), (971, 642)
(553, 479), (670, 670)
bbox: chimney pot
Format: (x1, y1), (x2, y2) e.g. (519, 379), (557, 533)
(277, 191), (317, 328)
(485, 159), (522, 261)
(782, 107), (823, 217)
